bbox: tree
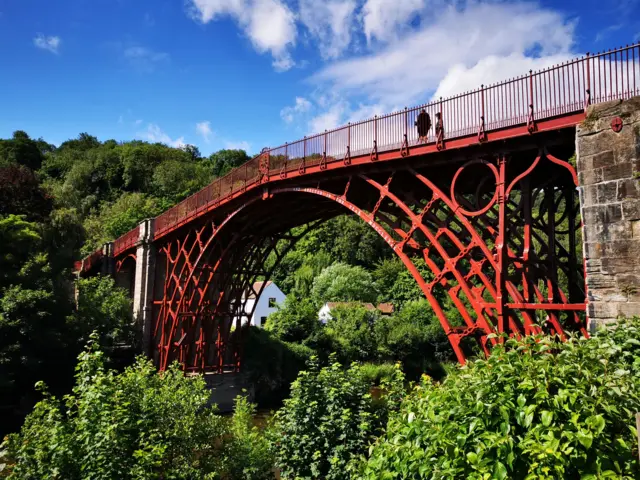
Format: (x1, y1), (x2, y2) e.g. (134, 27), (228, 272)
(359, 319), (640, 479)
(0, 131), (45, 170)
(324, 304), (381, 363)
(0, 165), (52, 221)
(67, 276), (134, 355)
(0, 215), (71, 436)
(207, 149), (251, 178)
(265, 296), (320, 343)
(311, 262), (378, 304)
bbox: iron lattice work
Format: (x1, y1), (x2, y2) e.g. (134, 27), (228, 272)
(149, 143), (585, 369)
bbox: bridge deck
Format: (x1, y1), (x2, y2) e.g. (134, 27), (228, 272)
(78, 43), (640, 269)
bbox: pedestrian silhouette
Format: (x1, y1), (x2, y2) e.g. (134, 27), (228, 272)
(415, 108), (431, 143)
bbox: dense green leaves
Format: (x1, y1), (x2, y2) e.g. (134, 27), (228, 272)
(272, 358), (404, 480)
(3, 339), (274, 480)
(358, 319), (640, 479)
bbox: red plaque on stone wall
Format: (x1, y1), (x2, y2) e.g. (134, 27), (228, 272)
(611, 116), (623, 133)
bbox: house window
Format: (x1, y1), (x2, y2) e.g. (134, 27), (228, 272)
(260, 316), (268, 326)
(268, 297), (277, 308)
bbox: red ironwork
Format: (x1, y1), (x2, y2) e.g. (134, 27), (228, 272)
(113, 226), (140, 257)
(78, 42), (640, 371)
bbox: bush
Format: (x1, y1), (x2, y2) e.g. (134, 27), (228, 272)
(222, 396), (275, 480)
(358, 319), (640, 479)
(272, 357), (403, 480)
(358, 362), (398, 386)
(242, 326), (314, 406)
(264, 296), (320, 343)
(312, 263), (378, 304)
(325, 304), (381, 363)
(2, 336), (263, 480)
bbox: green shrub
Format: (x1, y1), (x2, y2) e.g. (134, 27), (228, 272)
(359, 362), (398, 386)
(272, 357), (403, 480)
(3, 336), (228, 479)
(358, 319), (640, 479)
(242, 326), (314, 406)
(222, 396), (275, 480)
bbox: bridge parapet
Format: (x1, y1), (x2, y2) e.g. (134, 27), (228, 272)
(578, 96), (640, 328)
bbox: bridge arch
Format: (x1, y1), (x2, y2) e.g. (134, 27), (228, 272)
(151, 145), (586, 371)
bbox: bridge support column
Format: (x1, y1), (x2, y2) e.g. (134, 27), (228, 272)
(577, 96), (640, 330)
(132, 219), (156, 355)
(101, 242), (114, 276)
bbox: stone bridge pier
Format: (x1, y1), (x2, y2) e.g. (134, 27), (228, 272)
(577, 96), (640, 329)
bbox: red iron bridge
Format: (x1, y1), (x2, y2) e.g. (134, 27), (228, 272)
(78, 43), (640, 372)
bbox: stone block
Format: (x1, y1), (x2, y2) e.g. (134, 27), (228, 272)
(592, 150), (615, 169)
(577, 129), (616, 156)
(580, 185), (598, 206)
(601, 162), (633, 182)
(586, 273), (616, 290)
(578, 167), (603, 186)
(622, 200), (640, 221)
(596, 181), (618, 204)
(583, 242), (603, 260)
(617, 178), (640, 201)
(588, 301), (619, 318)
(582, 205), (605, 226)
(617, 302), (640, 317)
(604, 203), (623, 223)
(602, 239), (640, 258)
(601, 257), (640, 275)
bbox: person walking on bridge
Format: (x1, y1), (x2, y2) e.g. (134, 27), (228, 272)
(415, 108), (431, 143)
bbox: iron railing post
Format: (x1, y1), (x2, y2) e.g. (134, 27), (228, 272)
(585, 52), (591, 111)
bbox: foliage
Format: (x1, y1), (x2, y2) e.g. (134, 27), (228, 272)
(264, 296), (320, 343)
(243, 326), (314, 406)
(272, 357), (404, 480)
(0, 165), (51, 221)
(0, 215), (72, 436)
(208, 149), (251, 178)
(222, 396), (276, 479)
(3, 338), (228, 479)
(358, 362), (399, 386)
(67, 276), (134, 356)
(312, 263), (378, 304)
(324, 304), (381, 362)
(359, 319), (640, 479)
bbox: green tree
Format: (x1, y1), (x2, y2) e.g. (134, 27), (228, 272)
(324, 304), (381, 363)
(0, 131), (45, 170)
(312, 262), (378, 304)
(272, 358), (403, 480)
(265, 296), (320, 343)
(67, 276), (134, 355)
(207, 149), (251, 178)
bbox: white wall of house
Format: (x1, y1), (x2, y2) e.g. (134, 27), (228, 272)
(244, 282), (286, 327)
(318, 303), (332, 324)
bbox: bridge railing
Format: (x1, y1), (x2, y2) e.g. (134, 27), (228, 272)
(90, 43), (639, 258)
(113, 225), (140, 257)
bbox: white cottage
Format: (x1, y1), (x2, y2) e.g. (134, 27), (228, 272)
(243, 281), (286, 327)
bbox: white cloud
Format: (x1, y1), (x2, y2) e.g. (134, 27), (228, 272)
(361, 0), (426, 44)
(308, 101), (347, 132)
(313, 1), (575, 110)
(280, 96), (312, 123)
(139, 124), (185, 148)
(187, 0), (297, 71)
(33, 34), (61, 54)
(299, 0), (357, 59)
(124, 46), (170, 72)
(196, 121), (214, 143)
(224, 140), (252, 151)
(134, 119), (143, 126)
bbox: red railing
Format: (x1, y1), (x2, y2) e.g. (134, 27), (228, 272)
(89, 43), (639, 262)
(113, 225), (140, 257)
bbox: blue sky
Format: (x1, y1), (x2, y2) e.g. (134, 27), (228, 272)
(0, 0), (638, 156)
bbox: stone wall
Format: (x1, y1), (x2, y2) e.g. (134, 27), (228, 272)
(577, 96), (640, 329)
